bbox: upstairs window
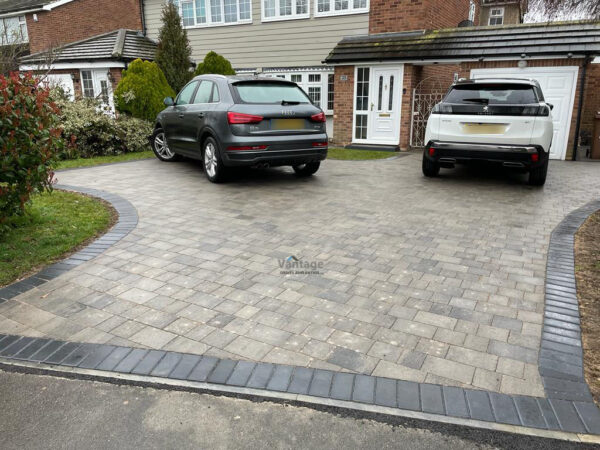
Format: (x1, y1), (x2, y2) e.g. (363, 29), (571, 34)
(0, 15), (28, 45)
(262, 0), (309, 21)
(172, 0), (252, 27)
(315, 0), (368, 16)
(488, 7), (504, 25)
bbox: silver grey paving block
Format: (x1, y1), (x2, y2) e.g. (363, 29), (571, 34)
(513, 396), (547, 429)
(329, 372), (354, 401)
(62, 343), (96, 367)
(131, 350), (166, 375)
(96, 347), (133, 371)
(574, 402), (600, 434)
(207, 359), (237, 384)
(549, 399), (586, 433)
(375, 378), (397, 408)
(44, 342), (81, 364)
(78, 345), (116, 369)
(113, 348), (149, 373)
(30, 340), (66, 362)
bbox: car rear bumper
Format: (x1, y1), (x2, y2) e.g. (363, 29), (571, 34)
(223, 147), (327, 167)
(424, 141), (548, 169)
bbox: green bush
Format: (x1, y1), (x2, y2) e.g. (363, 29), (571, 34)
(194, 51), (236, 76)
(114, 59), (175, 121)
(0, 72), (63, 224)
(53, 92), (153, 159)
(155, 2), (193, 92)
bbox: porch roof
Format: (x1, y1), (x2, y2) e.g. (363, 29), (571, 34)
(324, 21), (600, 64)
(19, 29), (156, 65)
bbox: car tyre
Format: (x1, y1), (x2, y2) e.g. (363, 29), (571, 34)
(422, 154), (440, 177)
(528, 160), (548, 186)
(293, 162), (320, 176)
(203, 137), (228, 183)
(152, 128), (181, 162)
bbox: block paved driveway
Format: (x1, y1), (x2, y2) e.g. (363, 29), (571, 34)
(2, 155), (599, 396)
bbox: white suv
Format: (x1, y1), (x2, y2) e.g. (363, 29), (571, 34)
(423, 78), (553, 186)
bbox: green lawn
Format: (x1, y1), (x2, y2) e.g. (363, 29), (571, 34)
(327, 147), (395, 160)
(55, 151), (154, 170)
(0, 190), (113, 287)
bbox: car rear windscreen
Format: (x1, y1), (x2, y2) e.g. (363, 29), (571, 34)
(445, 84), (538, 105)
(233, 82), (311, 104)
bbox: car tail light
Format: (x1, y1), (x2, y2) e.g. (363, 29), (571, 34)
(531, 153), (539, 162)
(312, 142), (328, 147)
(310, 112), (326, 123)
(428, 147), (436, 156)
(226, 145), (268, 151)
(227, 112), (263, 124)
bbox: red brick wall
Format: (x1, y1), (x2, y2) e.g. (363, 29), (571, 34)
(581, 63), (600, 147)
(26, 0), (142, 53)
(370, 0), (472, 34)
(332, 66), (355, 145)
(458, 59), (588, 159)
(399, 65), (419, 149)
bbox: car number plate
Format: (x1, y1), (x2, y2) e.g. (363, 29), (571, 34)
(461, 123), (507, 134)
(271, 119), (306, 130)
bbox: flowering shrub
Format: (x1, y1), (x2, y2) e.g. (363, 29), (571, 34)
(0, 72), (63, 223)
(52, 93), (152, 159)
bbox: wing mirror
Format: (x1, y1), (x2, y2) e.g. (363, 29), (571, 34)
(164, 97), (174, 107)
(547, 103), (554, 111)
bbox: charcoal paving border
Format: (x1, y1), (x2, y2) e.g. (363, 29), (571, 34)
(0, 185), (599, 437)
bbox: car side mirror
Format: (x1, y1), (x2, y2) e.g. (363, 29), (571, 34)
(164, 97), (174, 107)
(547, 103), (554, 111)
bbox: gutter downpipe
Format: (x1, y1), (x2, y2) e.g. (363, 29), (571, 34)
(140, 0), (146, 36)
(572, 56), (591, 161)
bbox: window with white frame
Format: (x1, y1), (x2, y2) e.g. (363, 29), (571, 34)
(172, 0), (252, 28)
(488, 7), (504, 25)
(80, 71), (95, 98)
(315, 0), (368, 17)
(265, 71), (333, 113)
(0, 15), (28, 45)
(262, 0), (309, 21)
(468, 0), (476, 22)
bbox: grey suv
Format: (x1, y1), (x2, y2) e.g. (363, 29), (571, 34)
(151, 75), (328, 183)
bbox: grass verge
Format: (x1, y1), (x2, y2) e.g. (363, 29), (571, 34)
(55, 151), (154, 170)
(0, 190), (114, 287)
(575, 210), (600, 405)
(327, 147), (395, 160)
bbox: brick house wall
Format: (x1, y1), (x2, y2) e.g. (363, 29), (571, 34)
(25, 0), (143, 53)
(369, 0), (473, 34)
(581, 63), (600, 147)
(332, 66), (355, 144)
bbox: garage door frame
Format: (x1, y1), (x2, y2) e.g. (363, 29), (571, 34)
(470, 66), (579, 161)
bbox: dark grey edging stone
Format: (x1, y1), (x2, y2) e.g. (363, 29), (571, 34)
(0, 193), (599, 436)
(0, 185), (138, 304)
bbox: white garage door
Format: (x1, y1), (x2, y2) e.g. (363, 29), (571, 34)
(471, 66), (579, 160)
(39, 74), (75, 101)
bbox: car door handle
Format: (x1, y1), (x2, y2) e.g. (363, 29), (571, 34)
(197, 113), (205, 118)
(178, 113), (185, 119)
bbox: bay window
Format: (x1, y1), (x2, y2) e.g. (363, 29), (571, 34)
(172, 0), (252, 27)
(315, 0), (368, 16)
(262, 0), (309, 21)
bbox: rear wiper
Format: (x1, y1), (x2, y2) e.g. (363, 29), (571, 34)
(281, 100), (300, 105)
(462, 98), (490, 104)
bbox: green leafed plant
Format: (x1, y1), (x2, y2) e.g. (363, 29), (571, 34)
(155, 1), (193, 93)
(114, 59), (175, 122)
(0, 72), (63, 225)
(194, 51), (236, 77)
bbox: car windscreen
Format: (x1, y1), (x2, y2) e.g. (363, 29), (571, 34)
(444, 84), (538, 105)
(232, 82), (311, 104)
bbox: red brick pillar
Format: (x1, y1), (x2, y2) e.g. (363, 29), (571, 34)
(332, 66), (355, 146)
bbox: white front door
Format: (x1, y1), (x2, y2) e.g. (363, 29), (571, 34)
(471, 67), (579, 160)
(353, 65), (403, 145)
